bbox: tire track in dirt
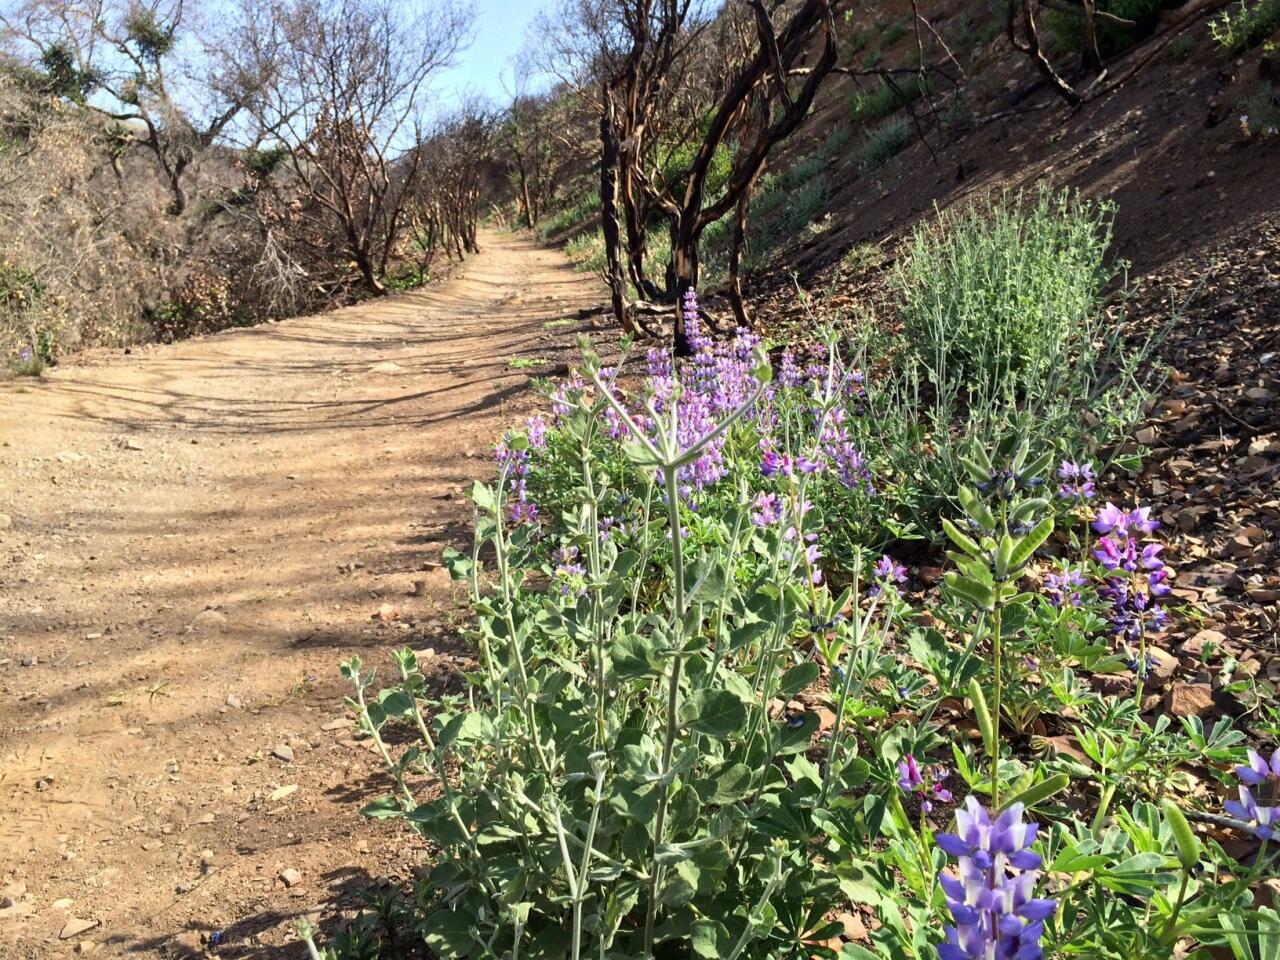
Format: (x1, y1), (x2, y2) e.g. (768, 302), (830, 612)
(0, 231), (603, 958)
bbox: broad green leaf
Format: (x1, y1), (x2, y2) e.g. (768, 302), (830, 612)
(778, 661), (821, 698)
(360, 796), (403, 820)
(681, 689), (747, 738)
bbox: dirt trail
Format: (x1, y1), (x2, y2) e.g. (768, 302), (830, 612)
(0, 231), (602, 958)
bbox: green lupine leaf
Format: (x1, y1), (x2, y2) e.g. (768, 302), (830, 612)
(1009, 516), (1054, 571)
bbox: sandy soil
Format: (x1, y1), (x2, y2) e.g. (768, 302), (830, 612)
(0, 231), (603, 958)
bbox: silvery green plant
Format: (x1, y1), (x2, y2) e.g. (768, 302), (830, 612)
(312, 329), (1280, 960)
(330, 337), (896, 959)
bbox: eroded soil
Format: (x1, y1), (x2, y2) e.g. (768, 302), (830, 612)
(0, 231), (602, 958)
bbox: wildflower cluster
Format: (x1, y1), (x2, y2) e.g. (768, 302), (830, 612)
(936, 798), (1057, 960)
(896, 754), (952, 813)
(495, 440), (537, 525)
(1056, 460), (1096, 501)
(1092, 502), (1171, 649)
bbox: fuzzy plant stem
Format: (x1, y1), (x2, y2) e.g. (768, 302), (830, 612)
(643, 461), (688, 958)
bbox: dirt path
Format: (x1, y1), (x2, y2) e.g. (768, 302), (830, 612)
(0, 231), (603, 958)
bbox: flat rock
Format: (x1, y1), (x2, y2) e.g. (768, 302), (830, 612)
(1168, 682), (1214, 717)
(279, 867), (303, 888)
(0, 514), (11, 530)
(59, 918), (99, 940)
(272, 743), (294, 763)
(321, 718), (352, 731)
(369, 361), (405, 375)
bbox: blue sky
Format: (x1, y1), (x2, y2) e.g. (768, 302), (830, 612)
(435, 0), (553, 106)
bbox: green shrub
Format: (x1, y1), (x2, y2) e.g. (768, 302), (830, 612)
(847, 73), (932, 122)
(881, 19), (909, 47)
(1211, 0), (1280, 49)
(875, 186), (1151, 523)
(1046, 0), (1162, 58)
(778, 153), (826, 190)
(859, 116), (909, 172)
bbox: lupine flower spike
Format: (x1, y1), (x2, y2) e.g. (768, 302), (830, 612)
(936, 798), (1057, 960)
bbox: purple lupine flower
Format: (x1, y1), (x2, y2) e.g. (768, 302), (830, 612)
(1237, 748), (1280, 786)
(750, 492), (783, 528)
(19, 345), (33, 363)
(1057, 460), (1096, 500)
(1093, 502), (1158, 535)
(821, 420), (875, 493)
(870, 555), (907, 598)
(936, 798), (1057, 960)
(796, 456), (824, 475)
(1225, 786), (1280, 841)
(778, 350), (804, 388)
(526, 415), (547, 449)
(552, 546), (587, 597)
(761, 451), (792, 479)
(598, 516), (624, 542)
(897, 755), (953, 814)
(1093, 501), (1171, 643)
(1045, 566), (1086, 608)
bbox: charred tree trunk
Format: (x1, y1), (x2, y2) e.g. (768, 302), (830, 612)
(671, 214), (700, 355)
(600, 89), (634, 333)
(727, 168), (760, 328)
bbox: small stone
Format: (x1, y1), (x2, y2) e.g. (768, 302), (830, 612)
(225, 694), (242, 709)
(1, 880), (27, 908)
(272, 743), (294, 763)
(59, 918), (99, 940)
(20, 656), (36, 667)
(191, 609), (228, 632)
(0, 514), (12, 530)
(269, 784), (298, 802)
(279, 867), (303, 888)
(1168, 683), (1214, 717)
(200, 849), (215, 866)
(375, 603), (399, 622)
(1182, 629), (1227, 659)
(123, 438), (143, 451)
(321, 718), (352, 731)
(369, 361), (404, 375)
(836, 910), (868, 941)
(77, 941), (97, 954)
(52, 898), (74, 909)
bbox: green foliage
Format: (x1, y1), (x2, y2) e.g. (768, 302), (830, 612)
(840, 242), (885, 274)
(38, 44), (99, 101)
(859, 116), (909, 172)
(1046, 0), (1163, 58)
(847, 73), (931, 122)
(849, 186), (1152, 529)
(1211, 0), (1280, 49)
(540, 188), (601, 241)
(125, 8), (176, 64)
(1240, 81), (1280, 138)
(880, 19), (910, 48)
(897, 186), (1116, 399)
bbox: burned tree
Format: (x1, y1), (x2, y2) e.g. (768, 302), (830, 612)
(648, 0), (844, 350)
(241, 0), (471, 296)
(0, 0), (264, 215)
